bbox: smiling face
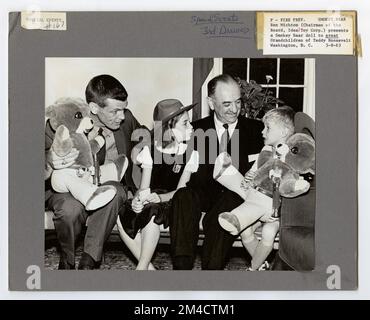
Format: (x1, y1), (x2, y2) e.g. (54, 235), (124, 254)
(90, 98), (128, 130)
(208, 81), (241, 124)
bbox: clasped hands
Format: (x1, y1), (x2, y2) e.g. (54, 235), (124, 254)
(131, 189), (161, 213)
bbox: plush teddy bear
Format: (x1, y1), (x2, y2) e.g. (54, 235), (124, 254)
(46, 98), (128, 211)
(214, 132), (315, 235)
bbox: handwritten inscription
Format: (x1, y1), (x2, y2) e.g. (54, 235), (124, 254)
(191, 14), (250, 39)
(191, 13), (240, 25)
(21, 12), (67, 30)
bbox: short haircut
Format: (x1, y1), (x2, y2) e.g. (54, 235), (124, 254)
(263, 106), (295, 136)
(207, 74), (238, 97)
(85, 74), (128, 108)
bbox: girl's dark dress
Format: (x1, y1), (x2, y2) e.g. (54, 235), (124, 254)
(119, 145), (195, 239)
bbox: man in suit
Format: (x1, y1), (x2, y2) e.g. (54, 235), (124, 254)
(170, 74), (264, 270)
(45, 74), (142, 270)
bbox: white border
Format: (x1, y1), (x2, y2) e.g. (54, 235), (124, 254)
(1, 0), (369, 300)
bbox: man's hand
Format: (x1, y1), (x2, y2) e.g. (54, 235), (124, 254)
(46, 148), (79, 170)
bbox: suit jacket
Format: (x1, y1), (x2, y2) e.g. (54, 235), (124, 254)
(45, 108), (142, 196)
(188, 114), (264, 198)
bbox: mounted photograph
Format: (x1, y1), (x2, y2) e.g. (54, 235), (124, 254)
(44, 57), (316, 272)
(9, 11), (357, 291)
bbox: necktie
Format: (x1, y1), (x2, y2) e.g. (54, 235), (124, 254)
(96, 127), (106, 165)
(219, 123), (229, 154)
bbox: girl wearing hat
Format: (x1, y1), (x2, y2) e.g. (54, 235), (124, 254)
(117, 99), (199, 270)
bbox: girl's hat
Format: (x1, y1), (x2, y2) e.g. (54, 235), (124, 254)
(153, 99), (197, 124)
(294, 112), (315, 140)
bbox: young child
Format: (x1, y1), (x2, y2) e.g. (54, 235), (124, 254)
(116, 99), (199, 270)
(214, 106), (295, 271)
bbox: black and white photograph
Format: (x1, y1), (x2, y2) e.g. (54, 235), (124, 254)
(44, 57), (316, 272)
(7, 10), (358, 292)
